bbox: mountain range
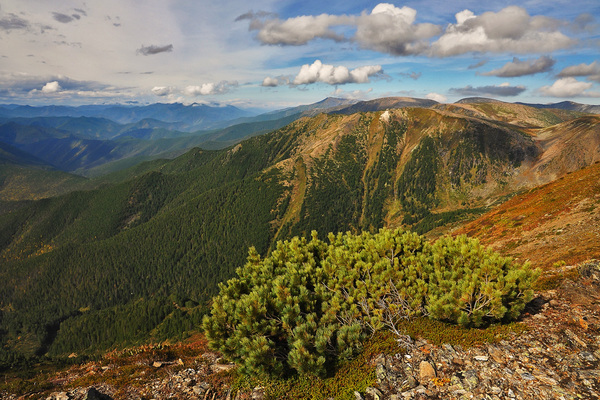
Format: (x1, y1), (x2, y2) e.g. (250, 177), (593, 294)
(0, 97), (599, 367)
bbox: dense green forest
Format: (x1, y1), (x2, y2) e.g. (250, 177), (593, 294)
(0, 109), (545, 368)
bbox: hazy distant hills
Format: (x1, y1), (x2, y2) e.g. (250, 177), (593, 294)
(517, 100), (600, 114)
(0, 102), (253, 132)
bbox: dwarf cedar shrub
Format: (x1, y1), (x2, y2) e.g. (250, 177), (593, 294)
(202, 229), (537, 377)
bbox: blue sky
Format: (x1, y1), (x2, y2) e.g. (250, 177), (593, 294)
(1, 1), (599, 108)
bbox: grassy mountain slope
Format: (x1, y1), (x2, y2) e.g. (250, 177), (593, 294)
(458, 161), (600, 269)
(0, 101), (598, 365)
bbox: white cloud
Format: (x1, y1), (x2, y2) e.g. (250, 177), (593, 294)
(426, 92), (447, 103)
(151, 86), (173, 96)
(252, 14), (351, 45)
(481, 56), (555, 77)
(431, 6), (575, 57)
(354, 3), (440, 55)
(261, 76), (290, 87)
(539, 77), (599, 97)
(242, 3), (440, 55)
(292, 60), (382, 85)
(557, 61), (600, 83)
(184, 81), (238, 96)
(41, 81), (62, 93)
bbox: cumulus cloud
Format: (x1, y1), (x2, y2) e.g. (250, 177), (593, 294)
(41, 81), (62, 93)
(450, 82), (526, 97)
(292, 60), (383, 85)
(557, 61), (600, 83)
(426, 92), (447, 103)
(240, 3), (439, 55)
(247, 13), (350, 45)
(261, 76), (290, 87)
(539, 77), (599, 97)
(151, 86), (173, 96)
(240, 4), (580, 58)
(431, 6), (575, 57)
(354, 3), (440, 55)
(137, 44), (174, 56)
(481, 56), (555, 77)
(184, 81), (238, 96)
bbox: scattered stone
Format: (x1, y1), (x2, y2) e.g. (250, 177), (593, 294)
(580, 351), (597, 362)
(192, 382), (210, 396)
(419, 361), (436, 381)
(211, 363), (236, 373)
(152, 361), (163, 368)
(251, 386), (265, 400)
(474, 355), (489, 362)
(47, 393), (69, 400)
(366, 387), (383, 400)
(353, 391), (364, 400)
(462, 370), (479, 390)
(564, 329), (587, 347)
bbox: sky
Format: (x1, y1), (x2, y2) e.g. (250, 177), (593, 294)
(1, 0), (600, 109)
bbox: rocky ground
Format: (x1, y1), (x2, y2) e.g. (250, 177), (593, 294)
(4, 260), (599, 400)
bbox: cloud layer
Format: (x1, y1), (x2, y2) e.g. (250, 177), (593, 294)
(482, 56), (555, 77)
(431, 7), (575, 57)
(450, 83), (526, 97)
(240, 4), (577, 58)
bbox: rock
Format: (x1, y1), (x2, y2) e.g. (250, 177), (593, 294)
(375, 364), (387, 382)
(580, 351), (597, 362)
(487, 346), (505, 364)
(520, 371), (535, 381)
(251, 386), (265, 400)
(462, 370), (479, 390)
(366, 387), (383, 400)
(152, 361), (163, 368)
(211, 363), (236, 373)
(353, 391), (363, 400)
(473, 355), (489, 362)
(83, 388), (112, 400)
(48, 393), (69, 400)
(419, 361), (436, 381)
(564, 329), (587, 347)
(192, 382), (210, 396)
(399, 376), (418, 392)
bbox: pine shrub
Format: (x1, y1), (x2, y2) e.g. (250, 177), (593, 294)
(202, 229), (537, 377)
